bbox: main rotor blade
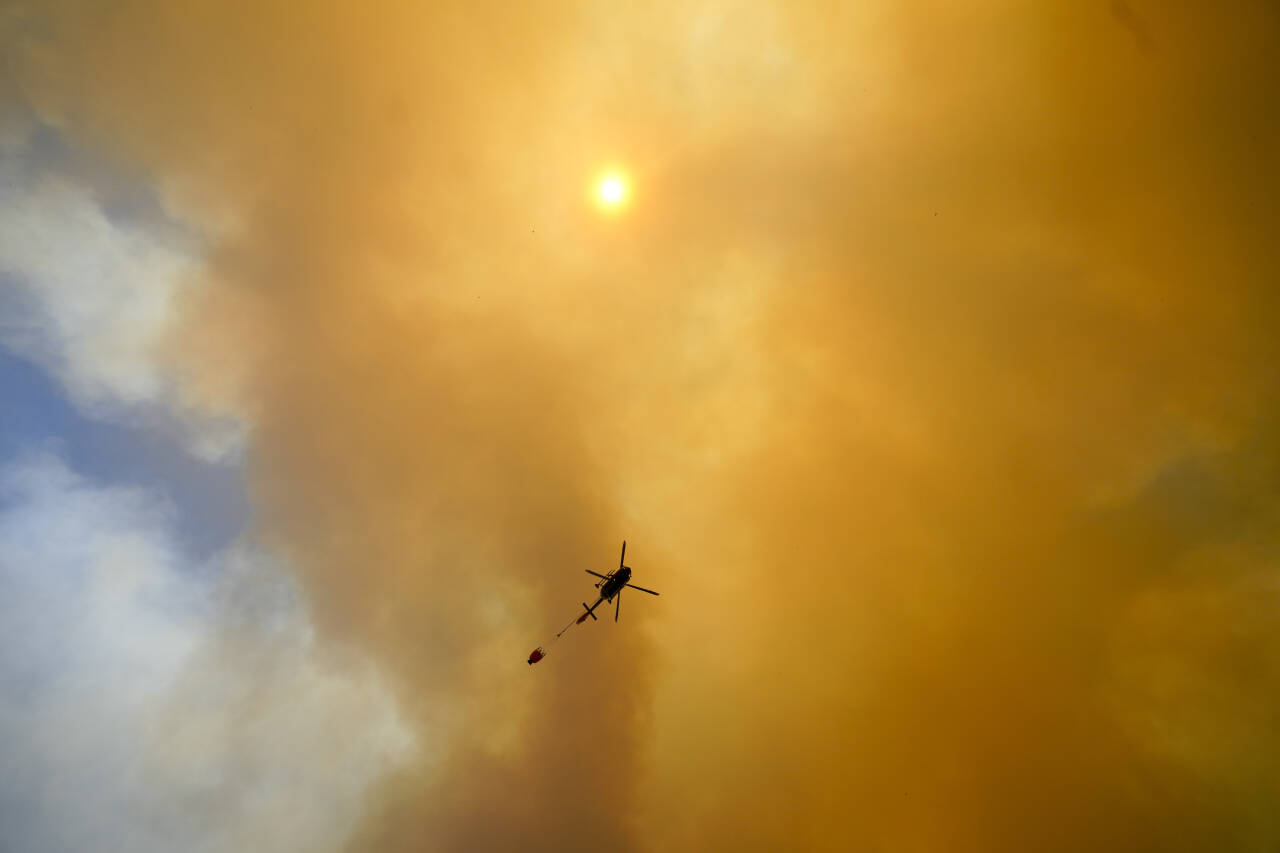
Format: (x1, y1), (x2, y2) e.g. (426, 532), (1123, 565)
(625, 583), (660, 595)
(619, 540), (626, 571)
(615, 590), (621, 621)
(585, 570), (609, 579)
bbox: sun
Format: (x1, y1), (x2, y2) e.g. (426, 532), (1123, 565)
(596, 173), (629, 210)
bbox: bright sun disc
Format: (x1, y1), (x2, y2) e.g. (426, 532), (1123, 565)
(598, 174), (628, 207)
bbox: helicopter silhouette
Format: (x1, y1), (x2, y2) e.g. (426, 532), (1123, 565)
(566, 541), (659, 632)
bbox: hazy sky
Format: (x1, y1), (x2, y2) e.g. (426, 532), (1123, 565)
(2, 1), (1278, 851)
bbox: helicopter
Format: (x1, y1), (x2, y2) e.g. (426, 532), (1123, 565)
(577, 540), (659, 624)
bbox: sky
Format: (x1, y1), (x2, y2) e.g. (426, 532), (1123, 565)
(1, 1), (1278, 851)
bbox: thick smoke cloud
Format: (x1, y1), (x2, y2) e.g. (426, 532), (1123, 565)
(5, 1), (1278, 850)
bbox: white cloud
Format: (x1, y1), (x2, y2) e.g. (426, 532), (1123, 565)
(0, 454), (414, 853)
(0, 124), (243, 461)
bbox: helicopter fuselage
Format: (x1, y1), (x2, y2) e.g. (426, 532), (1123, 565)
(595, 566), (631, 601)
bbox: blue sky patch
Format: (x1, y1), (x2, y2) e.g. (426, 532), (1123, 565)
(0, 347), (248, 559)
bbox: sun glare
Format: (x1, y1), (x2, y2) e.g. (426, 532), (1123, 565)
(596, 173), (629, 210)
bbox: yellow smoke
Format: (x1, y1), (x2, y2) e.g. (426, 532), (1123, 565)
(7, 0), (1279, 850)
